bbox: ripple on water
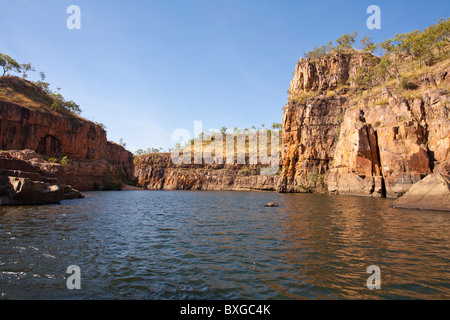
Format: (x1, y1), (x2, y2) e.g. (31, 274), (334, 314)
(0, 191), (450, 299)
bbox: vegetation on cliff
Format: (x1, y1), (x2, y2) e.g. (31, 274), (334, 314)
(134, 123), (283, 157)
(0, 53), (82, 118)
(289, 18), (450, 109)
(301, 18), (449, 92)
(304, 18), (449, 63)
(0, 62), (135, 193)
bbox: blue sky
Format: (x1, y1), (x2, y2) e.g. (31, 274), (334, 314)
(1, 0), (449, 152)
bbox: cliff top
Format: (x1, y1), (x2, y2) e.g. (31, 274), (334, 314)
(289, 51), (450, 99)
(0, 76), (87, 122)
(0, 76), (134, 161)
(289, 18), (450, 101)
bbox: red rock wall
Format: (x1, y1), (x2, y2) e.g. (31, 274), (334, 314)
(0, 78), (134, 190)
(0, 101), (108, 160)
(280, 52), (450, 198)
(134, 153), (280, 191)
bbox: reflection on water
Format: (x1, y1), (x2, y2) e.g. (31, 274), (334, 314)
(0, 191), (449, 299)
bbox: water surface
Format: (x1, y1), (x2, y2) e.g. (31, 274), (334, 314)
(0, 191), (449, 299)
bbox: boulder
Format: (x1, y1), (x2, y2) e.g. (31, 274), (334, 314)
(328, 172), (383, 197)
(384, 172), (422, 198)
(60, 184), (84, 200)
(0, 151), (85, 205)
(393, 174), (450, 211)
(0, 176), (61, 205)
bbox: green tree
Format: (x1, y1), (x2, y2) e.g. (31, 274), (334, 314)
(48, 91), (82, 114)
(379, 39), (403, 84)
(63, 100), (82, 114)
(271, 122), (282, 130)
(135, 149), (145, 155)
(350, 55), (380, 89)
(36, 80), (50, 91)
(360, 35), (377, 53)
(326, 40), (334, 53)
(425, 18), (450, 57)
(20, 63), (35, 79)
(402, 30), (431, 68)
(304, 44), (328, 60)
(0, 53), (21, 76)
(1, 52), (84, 117)
(377, 57), (400, 84)
(336, 31), (358, 52)
(147, 147), (161, 153)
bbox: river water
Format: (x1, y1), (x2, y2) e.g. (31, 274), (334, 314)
(0, 191), (449, 300)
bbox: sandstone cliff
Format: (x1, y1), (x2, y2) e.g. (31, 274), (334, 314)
(0, 76), (134, 192)
(279, 52), (450, 200)
(134, 153), (280, 191)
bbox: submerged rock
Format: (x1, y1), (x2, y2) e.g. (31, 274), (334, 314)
(265, 202), (279, 207)
(393, 174), (450, 211)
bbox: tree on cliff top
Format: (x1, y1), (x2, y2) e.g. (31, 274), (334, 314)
(360, 35), (377, 54)
(336, 31), (358, 52)
(1, 52), (83, 117)
(0, 53), (21, 76)
(302, 18), (450, 89)
(303, 32), (358, 59)
(427, 18), (450, 57)
(20, 63), (35, 79)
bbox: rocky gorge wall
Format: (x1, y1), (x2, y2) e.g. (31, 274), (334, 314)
(1, 54), (448, 209)
(279, 52), (450, 200)
(0, 77), (134, 192)
(134, 153), (280, 191)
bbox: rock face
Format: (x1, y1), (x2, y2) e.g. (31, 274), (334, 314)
(0, 176), (62, 205)
(278, 93), (348, 193)
(279, 53), (372, 193)
(289, 53), (378, 93)
(327, 109), (383, 196)
(0, 150), (84, 205)
(279, 52), (450, 200)
(393, 174), (450, 211)
(0, 77), (134, 192)
(134, 153), (280, 191)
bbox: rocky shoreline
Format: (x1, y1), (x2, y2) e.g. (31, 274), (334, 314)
(0, 150), (83, 205)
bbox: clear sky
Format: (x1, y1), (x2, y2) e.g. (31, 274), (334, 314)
(1, 0), (449, 153)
